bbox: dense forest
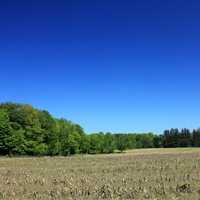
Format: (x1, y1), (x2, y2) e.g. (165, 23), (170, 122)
(0, 102), (199, 156)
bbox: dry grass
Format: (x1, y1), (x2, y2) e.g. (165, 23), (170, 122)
(0, 148), (200, 199)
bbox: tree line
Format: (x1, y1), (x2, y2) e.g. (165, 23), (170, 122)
(0, 102), (199, 156)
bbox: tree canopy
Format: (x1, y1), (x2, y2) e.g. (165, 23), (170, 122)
(0, 102), (199, 156)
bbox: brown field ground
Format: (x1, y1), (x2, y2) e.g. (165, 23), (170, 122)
(0, 148), (200, 200)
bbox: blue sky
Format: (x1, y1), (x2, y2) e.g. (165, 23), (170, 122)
(0, 0), (200, 133)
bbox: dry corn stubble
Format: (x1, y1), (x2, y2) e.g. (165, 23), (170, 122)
(0, 148), (200, 200)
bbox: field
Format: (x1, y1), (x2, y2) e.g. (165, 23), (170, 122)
(0, 148), (200, 200)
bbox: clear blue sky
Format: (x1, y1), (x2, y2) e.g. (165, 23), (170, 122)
(0, 0), (200, 134)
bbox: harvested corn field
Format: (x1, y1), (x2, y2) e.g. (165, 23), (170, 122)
(0, 148), (200, 200)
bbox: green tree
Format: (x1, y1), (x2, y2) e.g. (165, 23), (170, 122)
(79, 134), (90, 154)
(153, 135), (163, 148)
(115, 134), (129, 152)
(89, 133), (104, 154)
(103, 133), (116, 153)
(0, 109), (25, 155)
(0, 109), (12, 155)
(38, 110), (60, 155)
(192, 129), (200, 147)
